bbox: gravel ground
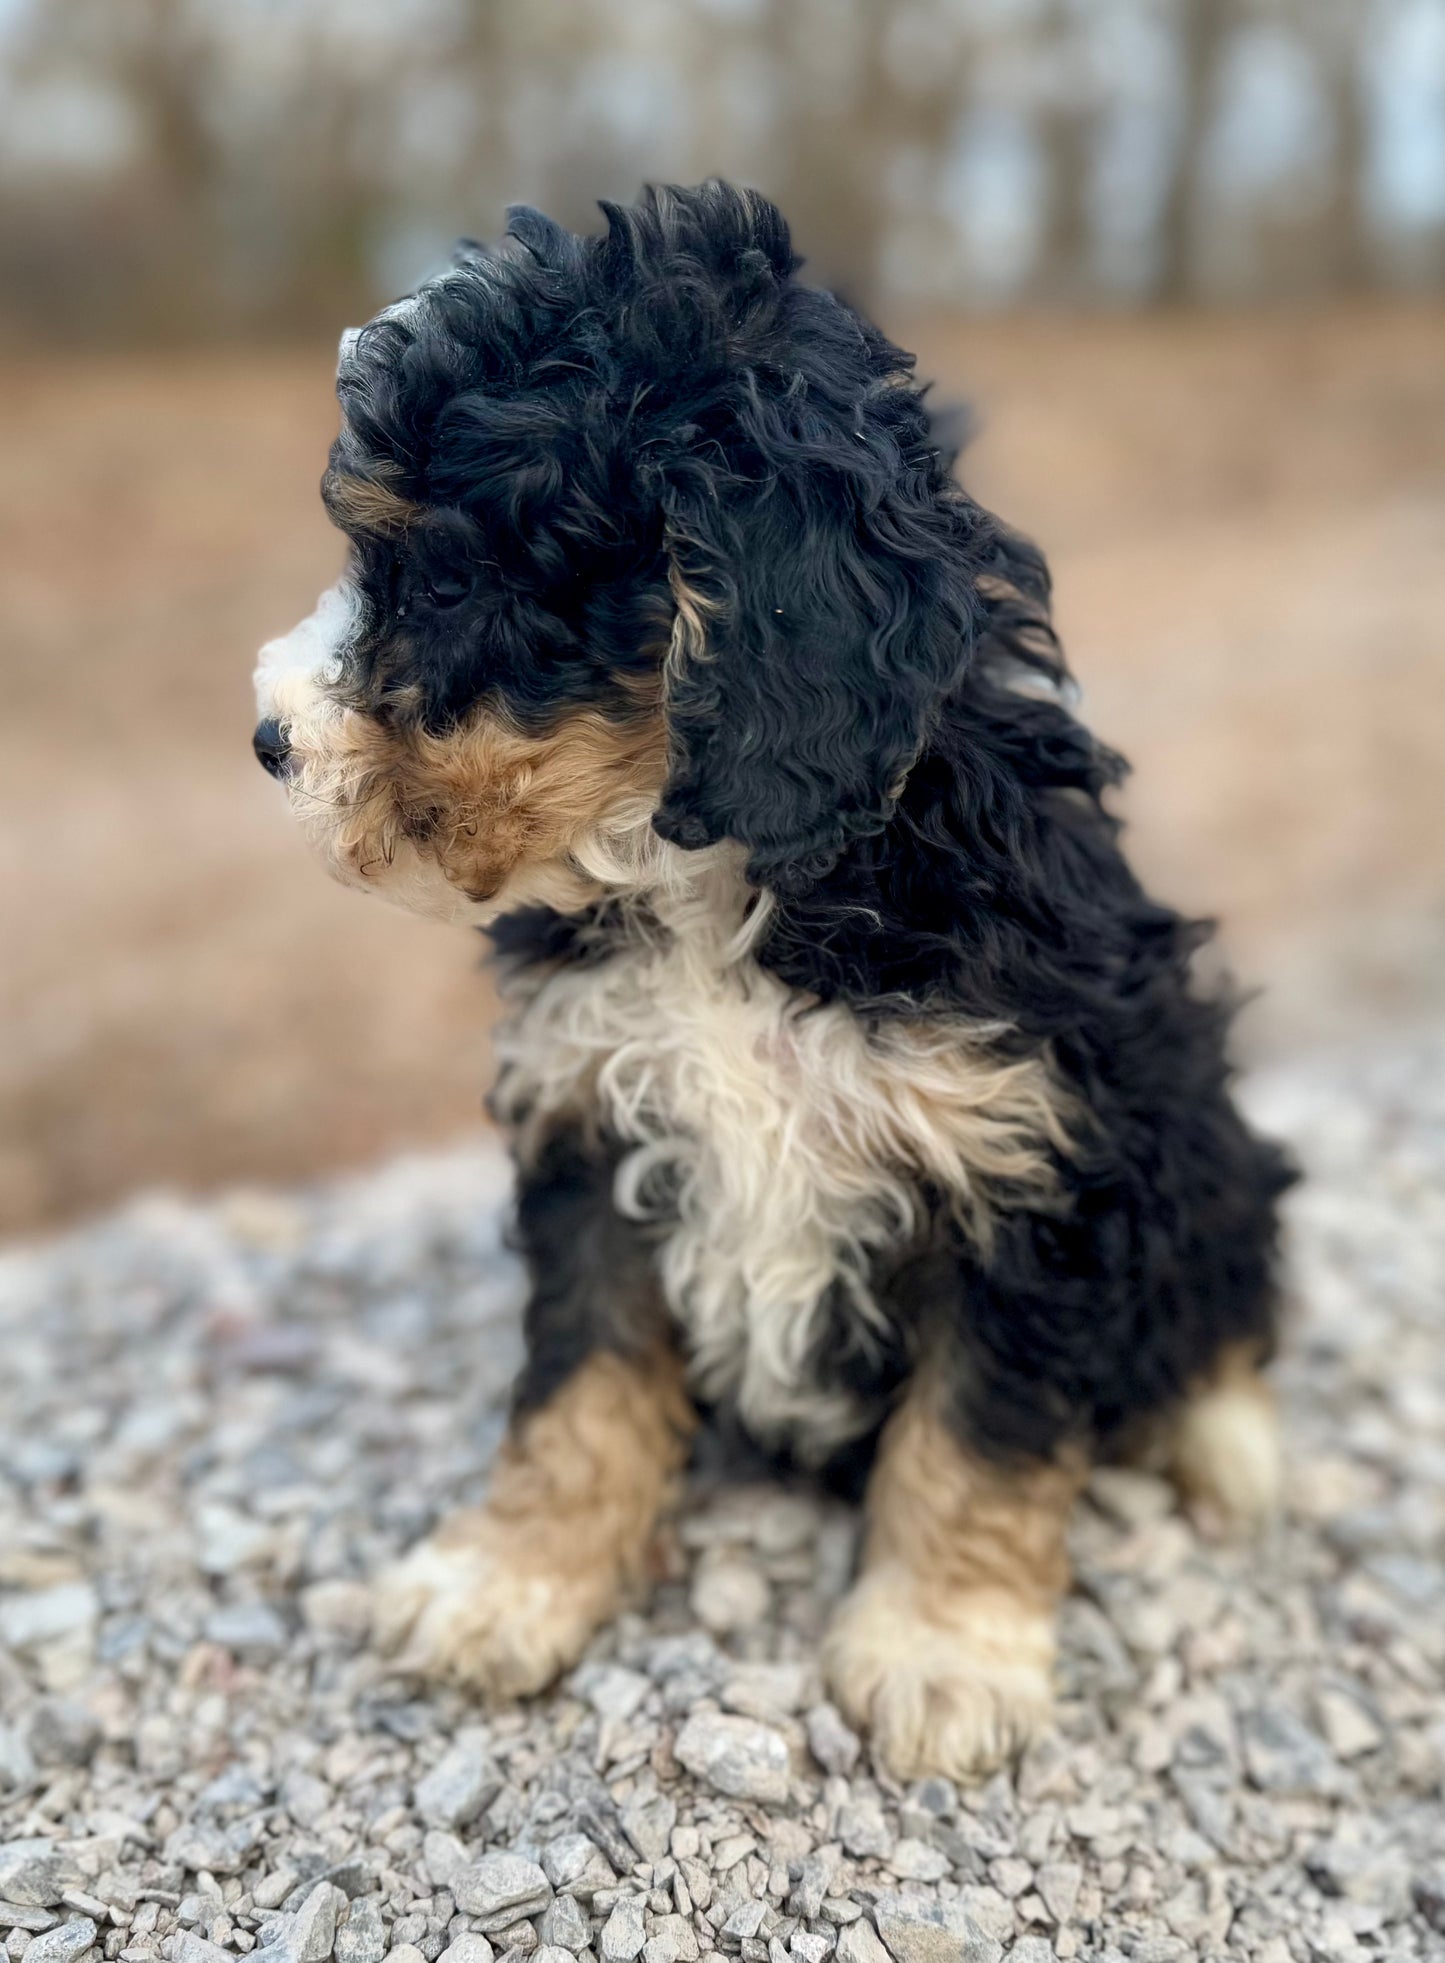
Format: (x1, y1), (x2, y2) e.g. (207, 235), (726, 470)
(1, 1035), (1443, 1963)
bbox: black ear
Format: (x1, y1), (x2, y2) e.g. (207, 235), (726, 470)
(651, 340), (994, 896)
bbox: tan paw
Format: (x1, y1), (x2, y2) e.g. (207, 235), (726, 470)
(822, 1565), (1055, 1781)
(1171, 1370), (1281, 1536)
(373, 1509), (619, 1700)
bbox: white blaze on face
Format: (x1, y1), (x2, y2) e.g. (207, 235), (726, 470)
(253, 580), (360, 721)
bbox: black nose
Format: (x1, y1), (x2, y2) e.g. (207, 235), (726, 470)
(252, 718), (292, 780)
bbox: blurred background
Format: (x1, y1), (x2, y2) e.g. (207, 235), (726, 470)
(1, 0), (1442, 1236)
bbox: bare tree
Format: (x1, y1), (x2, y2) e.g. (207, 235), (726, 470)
(1036, 2), (1097, 302)
(763, 0), (968, 308)
(1155, 0), (1232, 303)
(1315, 0), (1373, 289)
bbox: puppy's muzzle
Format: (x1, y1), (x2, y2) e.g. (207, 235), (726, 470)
(252, 718), (293, 781)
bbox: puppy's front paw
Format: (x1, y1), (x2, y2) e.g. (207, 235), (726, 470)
(374, 1507), (619, 1700)
(823, 1565), (1055, 1781)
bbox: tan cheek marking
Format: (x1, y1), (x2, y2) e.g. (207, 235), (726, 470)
(393, 706), (669, 901)
(824, 1387), (1083, 1781)
(276, 674), (668, 906)
(372, 1348), (696, 1698)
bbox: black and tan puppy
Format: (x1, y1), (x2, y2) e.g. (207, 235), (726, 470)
(253, 182), (1292, 1780)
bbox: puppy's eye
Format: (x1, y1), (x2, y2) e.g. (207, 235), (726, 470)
(421, 572), (472, 609)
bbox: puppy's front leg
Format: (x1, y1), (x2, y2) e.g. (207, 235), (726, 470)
(824, 1386), (1082, 1782)
(378, 1128), (695, 1698)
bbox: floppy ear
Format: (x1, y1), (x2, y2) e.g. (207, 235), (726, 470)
(650, 378), (992, 896)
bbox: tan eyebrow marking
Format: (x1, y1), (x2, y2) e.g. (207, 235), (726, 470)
(322, 470), (425, 537)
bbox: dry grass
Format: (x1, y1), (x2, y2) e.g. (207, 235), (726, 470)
(2, 305), (1442, 1234)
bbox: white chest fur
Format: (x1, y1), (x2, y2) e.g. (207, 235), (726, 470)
(492, 855), (1070, 1455)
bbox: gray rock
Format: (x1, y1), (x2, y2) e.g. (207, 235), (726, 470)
(575, 1666), (651, 1724)
(1169, 1772), (1235, 1853)
(534, 1949), (576, 1963)
(598, 1900), (646, 1963)
(871, 1896), (1001, 1963)
(888, 1842), (948, 1884)
(313, 1862), (375, 1904)
(676, 1859), (711, 1915)
(438, 1941), (495, 1963)
(452, 1857), (552, 1934)
(1313, 1687), (1383, 1761)
(644, 1918), (697, 1963)
(673, 1714), (790, 1805)
(987, 1863), (1030, 1903)
(0, 1908), (53, 1934)
(422, 1834), (469, 1893)
(835, 1926), (891, 1963)
(720, 1665), (807, 1723)
(1240, 1704), (1342, 1796)
(1415, 1866), (1445, 1933)
(1004, 1943), (1054, 1963)
(481, 1933), (533, 1963)
(165, 1819), (265, 1876)
(720, 1903), (767, 1945)
(286, 1884), (346, 1963)
(24, 1702), (101, 1769)
(838, 1802), (890, 1862)
(336, 1901), (387, 1963)
(255, 1873), (302, 1912)
(195, 1762), (268, 1813)
(203, 1600), (288, 1658)
(279, 1769), (332, 1829)
(23, 1920), (97, 1963)
(788, 1851), (840, 1922)
(789, 1936), (832, 1963)
(0, 1587), (98, 1652)
(952, 1895), (1013, 1949)
(620, 1792), (675, 1866)
(537, 1898), (589, 1953)
(174, 1937), (235, 1963)
(1305, 1821), (1413, 1917)
(689, 1557), (770, 1636)
(0, 1845), (84, 1909)
(0, 1721), (36, 1793)
(570, 1797), (636, 1877)
(540, 1836), (614, 1902)
(194, 1503), (275, 1576)
(415, 1735), (501, 1831)
(1033, 1866), (1080, 1928)
(802, 1707), (860, 1779)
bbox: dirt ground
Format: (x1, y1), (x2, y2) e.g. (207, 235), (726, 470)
(2, 304), (1443, 1235)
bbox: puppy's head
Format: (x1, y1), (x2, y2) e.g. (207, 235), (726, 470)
(254, 181), (1019, 917)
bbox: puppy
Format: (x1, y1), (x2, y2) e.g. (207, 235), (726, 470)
(253, 182), (1292, 1780)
